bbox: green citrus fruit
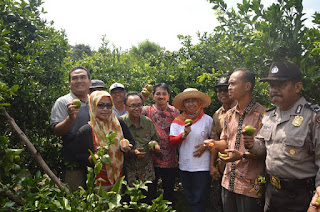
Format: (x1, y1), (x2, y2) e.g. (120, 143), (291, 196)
(72, 99), (81, 108)
(244, 125), (255, 136)
(101, 154), (111, 165)
(148, 142), (156, 149)
(218, 152), (229, 158)
(185, 119), (193, 126)
(146, 84), (153, 92)
(142, 90), (151, 97)
(317, 196), (320, 204)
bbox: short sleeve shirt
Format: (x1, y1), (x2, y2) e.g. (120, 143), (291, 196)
(50, 92), (90, 143)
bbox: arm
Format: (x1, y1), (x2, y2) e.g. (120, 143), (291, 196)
(53, 102), (80, 136)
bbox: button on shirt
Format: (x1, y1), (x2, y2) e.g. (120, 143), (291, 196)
(121, 114), (160, 185)
(221, 101), (266, 198)
(250, 97), (320, 187)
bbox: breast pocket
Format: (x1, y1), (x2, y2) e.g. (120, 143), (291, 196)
(284, 136), (307, 162)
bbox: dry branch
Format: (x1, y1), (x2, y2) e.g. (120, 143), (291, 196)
(2, 108), (70, 194)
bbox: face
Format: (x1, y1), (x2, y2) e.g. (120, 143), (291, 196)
(69, 69), (91, 96)
(228, 71), (250, 101)
(95, 97), (113, 121)
(110, 88), (126, 105)
(125, 95), (143, 119)
(216, 85), (233, 105)
(153, 87), (169, 108)
(183, 98), (201, 114)
(268, 80), (302, 110)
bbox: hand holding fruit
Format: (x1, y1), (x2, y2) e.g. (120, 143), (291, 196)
(242, 125), (256, 149)
(204, 139), (215, 151)
(183, 119), (192, 137)
(120, 139), (133, 153)
(67, 99), (81, 119)
(141, 84), (153, 100)
(308, 186), (320, 212)
(219, 149), (243, 162)
(148, 141), (160, 151)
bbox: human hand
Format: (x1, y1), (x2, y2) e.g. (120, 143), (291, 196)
(204, 139), (215, 151)
(308, 186), (320, 211)
(88, 154), (99, 164)
(219, 149), (243, 162)
(66, 102), (79, 120)
(183, 125), (191, 137)
(242, 128), (255, 149)
(135, 147), (146, 159)
(148, 141), (160, 152)
(210, 165), (220, 180)
(193, 144), (207, 157)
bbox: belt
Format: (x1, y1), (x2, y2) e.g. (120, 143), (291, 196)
(267, 174), (315, 190)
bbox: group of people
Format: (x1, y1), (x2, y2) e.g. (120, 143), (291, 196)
(50, 61), (320, 212)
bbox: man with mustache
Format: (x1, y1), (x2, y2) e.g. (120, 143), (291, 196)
(243, 61), (320, 212)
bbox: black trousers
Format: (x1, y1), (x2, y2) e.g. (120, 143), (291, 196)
(264, 182), (313, 212)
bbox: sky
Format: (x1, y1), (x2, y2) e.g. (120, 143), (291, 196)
(41, 0), (320, 52)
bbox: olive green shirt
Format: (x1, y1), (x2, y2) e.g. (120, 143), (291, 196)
(121, 114), (160, 185)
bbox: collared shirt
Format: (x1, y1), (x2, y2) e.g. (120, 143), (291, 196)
(113, 107), (128, 118)
(121, 114), (160, 184)
(221, 101), (266, 198)
(250, 97), (320, 187)
(50, 92), (90, 143)
(211, 101), (237, 140)
(142, 104), (180, 168)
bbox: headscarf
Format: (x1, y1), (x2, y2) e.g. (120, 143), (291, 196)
(89, 90), (124, 185)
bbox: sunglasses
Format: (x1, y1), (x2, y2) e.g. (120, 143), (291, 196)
(216, 88), (228, 93)
(97, 103), (113, 109)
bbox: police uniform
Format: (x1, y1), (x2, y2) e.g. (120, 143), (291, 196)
(249, 61), (320, 212)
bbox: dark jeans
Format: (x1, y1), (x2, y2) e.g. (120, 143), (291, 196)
(153, 167), (178, 205)
(264, 182), (313, 212)
(180, 170), (210, 212)
(221, 187), (263, 212)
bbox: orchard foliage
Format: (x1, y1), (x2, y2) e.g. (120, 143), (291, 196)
(0, 0), (319, 210)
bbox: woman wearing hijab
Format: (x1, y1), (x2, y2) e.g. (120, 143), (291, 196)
(169, 88), (213, 212)
(69, 90), (134, 190)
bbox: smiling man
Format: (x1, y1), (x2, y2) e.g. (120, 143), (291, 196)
(109, 82), (127, 118)
(50, 66), (91, 190)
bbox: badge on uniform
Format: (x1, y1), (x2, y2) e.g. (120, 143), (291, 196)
(292, 115), (303, 127)
(288, 147), (297, 156)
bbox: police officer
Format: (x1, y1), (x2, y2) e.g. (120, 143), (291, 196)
(244, 61), (320, 212)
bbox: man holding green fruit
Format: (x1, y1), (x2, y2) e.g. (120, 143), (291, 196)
(243, 61), (320, 212)
(206, 68), (266, 212)
(50, 66), (91, 190)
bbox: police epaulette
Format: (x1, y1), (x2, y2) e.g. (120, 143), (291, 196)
(305, 102), (320, 113)
(266, 107), (276, 112)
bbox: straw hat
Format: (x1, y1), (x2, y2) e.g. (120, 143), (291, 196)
(173, 88), (211, 111)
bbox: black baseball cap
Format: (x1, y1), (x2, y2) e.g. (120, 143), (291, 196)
(215, 76), (230, 88)
(260, 61), (302, 82)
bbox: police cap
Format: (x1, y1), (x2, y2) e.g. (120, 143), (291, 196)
(260, 61), (302, 82)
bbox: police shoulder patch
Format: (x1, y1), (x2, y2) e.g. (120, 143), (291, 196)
(305, 102), (320, 113)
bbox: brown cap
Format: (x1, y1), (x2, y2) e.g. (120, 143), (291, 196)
(260, 61), (302, 82)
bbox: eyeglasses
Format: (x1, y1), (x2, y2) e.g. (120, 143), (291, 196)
(97, 103), (113, 109)
(216, 88), (228, 93)
(126, 104), (143, 109)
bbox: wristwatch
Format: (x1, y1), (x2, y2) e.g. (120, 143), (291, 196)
(242, 152), (247, 159)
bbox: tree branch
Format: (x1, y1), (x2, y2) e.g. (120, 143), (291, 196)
(2, 108), (70, 194)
